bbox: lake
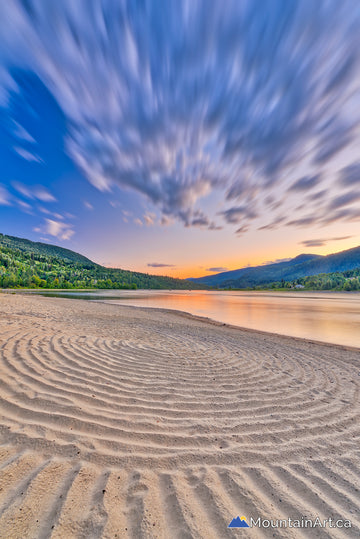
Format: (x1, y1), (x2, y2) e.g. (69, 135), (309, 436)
(28, 289), (360, 348)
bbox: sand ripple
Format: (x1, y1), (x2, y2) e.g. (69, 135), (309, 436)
(0, 295), (359, 538)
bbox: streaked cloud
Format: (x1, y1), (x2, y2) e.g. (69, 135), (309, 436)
(13, 147), (42, 162)
(339, 163), (360, 186)
(34, 218), (74, 240)
(306, 189), (328, 202)
(0, 0), (359, 234)
(288, 175), (321, 192)
(109, 200), (121, 208)
(83, 201), (93, 210)
(262, 258), (292, 265)
(0, 185), (11, 205)
(15, 199), (32, 213)
(143, 213), (156, 226)
(206, 267), (228, 272)
(12, 121), (35, 143)
(191, 216), (209, 227)
(160, 216), (173, 226)
(236, 225), (249, 235)
(220, 206), (258, 225)
(34, 188), (56, 202)
(147, 263), (175, 268)
(321, 208), (360, 225)
(208, 223), (223, 231)
(300, 236), (353, 248)
(286, 216), (318, 228)
(258, 216), (287, 231)
(12, 182), (56, 202)
(327, 191), (360, 211)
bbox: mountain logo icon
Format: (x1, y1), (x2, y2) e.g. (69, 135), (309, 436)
(228, 516), (250, 528)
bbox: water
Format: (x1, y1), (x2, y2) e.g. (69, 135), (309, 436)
(27, 289), (360, 348)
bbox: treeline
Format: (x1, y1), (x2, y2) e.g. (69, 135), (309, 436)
(243, 268), (360, 291)
(0, 244), (205, 290)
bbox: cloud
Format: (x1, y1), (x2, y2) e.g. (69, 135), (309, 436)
(300, 236), (352, 248)
(313, 124), (354, 164)
(16, 199), (32, 213)
(258, 215), (287, 231)
(13, 147), (42, 162)
(109, 200), (121, 208)
(286, 216), (317, 228)
(220, 205), (258, 224)
(38, 206), (52, 215)
(1, 1), (360, 232)
(262, 258), (292, 265)
(301, 239), (326, 248)
(133, 218), (143, 226)
(321, 207), (360, 225)
(0, 185), (11, 205)
(339, 163), (360, 186)
(121, 209), (131, 222)
(83, 201), (93, 210)
(288, 175), (321, 192)
(327, 191), (360, 211)
(306, 189), (328, 202)
(187, 209), (212, 227)
(12, 121), (35, 143)
(147, 263), (175, 268)
(191, 216), (209, 227)
(143, 213), (156, 226)
(34, 218), (74, 240)
(160, 215), (173, 226)
(206, 267), (228, 272)
(35, 188), (56, 202)
(283, 187), (360, 229)
(12, 182), (56, 202)
(208, 222), (223, 230)
(235, 225), (249, 235)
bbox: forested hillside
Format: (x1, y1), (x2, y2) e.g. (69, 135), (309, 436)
(0, 233), (205, 290)
(0, 233), (93, 265)
(247, 268), (360, 291)
(189, 246), (360, 288)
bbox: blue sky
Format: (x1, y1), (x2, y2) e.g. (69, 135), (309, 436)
(0, 0), (359, 277)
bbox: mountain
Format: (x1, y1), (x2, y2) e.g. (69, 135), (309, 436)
(0, 233), (207, 290)
(0, 233), (94, 266)
(188, 246), (360, 288)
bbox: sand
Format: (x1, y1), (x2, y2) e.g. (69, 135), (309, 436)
(0, 293), (359, 538)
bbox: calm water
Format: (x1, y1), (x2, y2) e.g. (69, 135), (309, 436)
(29, 289), (360, 348)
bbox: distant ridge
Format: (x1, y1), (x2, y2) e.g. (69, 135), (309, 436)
(188, 245), (360, 288)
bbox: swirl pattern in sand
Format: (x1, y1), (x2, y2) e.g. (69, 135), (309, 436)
(0, 295), (359, 538)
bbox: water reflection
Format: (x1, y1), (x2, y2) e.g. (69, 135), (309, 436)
(29, 290), (360, 348)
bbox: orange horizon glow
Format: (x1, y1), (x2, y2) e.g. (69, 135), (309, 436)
(102, 238), (360, 280)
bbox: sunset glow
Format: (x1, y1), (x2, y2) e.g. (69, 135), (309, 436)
(0, 1), (359, 278)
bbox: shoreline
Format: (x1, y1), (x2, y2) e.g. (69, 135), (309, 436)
(0, 293), (359, 537)
(100, 299), (360, 353)
(5, 287), (360, 351)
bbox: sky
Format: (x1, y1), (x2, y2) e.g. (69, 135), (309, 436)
(0, 0), (360, 278)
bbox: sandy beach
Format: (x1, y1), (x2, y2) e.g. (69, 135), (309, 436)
(0, 293), (359, 538)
